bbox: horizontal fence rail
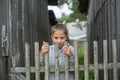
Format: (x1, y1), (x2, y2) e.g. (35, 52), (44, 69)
(10, 40), (119, 80)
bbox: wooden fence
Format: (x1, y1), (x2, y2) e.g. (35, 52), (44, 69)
(10, 40), (119, 80)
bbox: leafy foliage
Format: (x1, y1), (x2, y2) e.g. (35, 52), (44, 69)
(78, 48), (84, 64)
(58, 0), (87, 22)
(78, 48), (94, 80)
(58, 15), (75, 22)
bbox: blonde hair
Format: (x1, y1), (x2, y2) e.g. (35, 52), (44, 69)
(51, 23), (70, 42)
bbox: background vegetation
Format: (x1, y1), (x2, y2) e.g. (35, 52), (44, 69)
(57, 0), (87, 22)
(78, 48), (94, 80)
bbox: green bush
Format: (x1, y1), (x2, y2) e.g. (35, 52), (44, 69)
(78, 48), (94, 80)
(78, 48), (84, 64)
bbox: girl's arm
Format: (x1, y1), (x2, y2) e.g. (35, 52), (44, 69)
(40, 41), (49, 54)
(63, 45), (75, 65)
(40, 41), (49, 66)
(63, 45), (74, 57)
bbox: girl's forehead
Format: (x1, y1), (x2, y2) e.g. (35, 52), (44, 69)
(53, 30), (64, 34)
(52, 30), (66, 36)
(54, 29), (64, 32)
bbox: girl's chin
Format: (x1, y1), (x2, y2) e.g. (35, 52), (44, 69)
(59, 47), (62, 49)
(58, 45), (63, 49)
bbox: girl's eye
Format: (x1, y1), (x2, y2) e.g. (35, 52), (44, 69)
(60, 37), (64, 39)
(54, 37), (64, 40)
(55, 37), (58, 39)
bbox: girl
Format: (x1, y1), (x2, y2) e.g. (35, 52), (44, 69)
(40, 23), (74, 80)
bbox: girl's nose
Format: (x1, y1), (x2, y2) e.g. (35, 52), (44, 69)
(57, 38), (61, 42)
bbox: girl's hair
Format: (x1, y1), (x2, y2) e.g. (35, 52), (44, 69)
(51, 23), (70, 42)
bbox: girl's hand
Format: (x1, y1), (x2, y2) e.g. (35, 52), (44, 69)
(40, 41), (49, 54)
(63, 45), (73, 57)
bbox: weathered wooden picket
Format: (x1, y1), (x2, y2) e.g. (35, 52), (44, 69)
(10, 40), (119, 80)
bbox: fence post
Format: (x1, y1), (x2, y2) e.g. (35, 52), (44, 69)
(103, 40), (108, 80)
(93, 41), (98, 80)
(64, 41), (69, 80)
(25, 42), (30, 80)
(54, 44), (59, 80)
(74, 41), (79, 80)
(34, 42), (40, 80)
(45, 51), (49, 80)
(112, 40), (118, 80)
(84, 42), (89, 80)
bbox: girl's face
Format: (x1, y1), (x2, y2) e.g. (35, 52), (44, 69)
(51, 30), (67, 48)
